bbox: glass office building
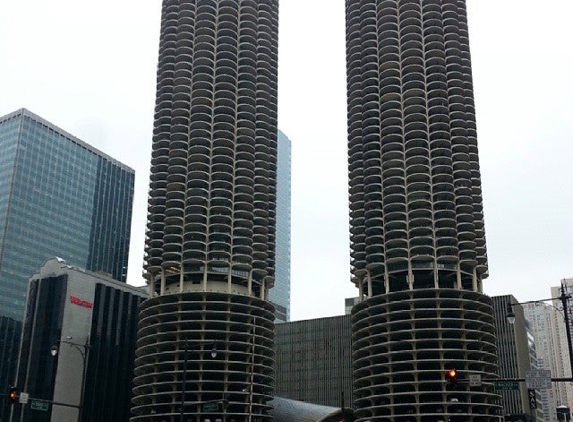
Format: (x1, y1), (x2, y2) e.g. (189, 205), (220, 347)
(270, 130), (292, 322)
(0, 108), (135, 321)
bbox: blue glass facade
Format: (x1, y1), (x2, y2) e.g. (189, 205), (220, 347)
(0, 109), (134, 321)
(270, 130), (291, 322)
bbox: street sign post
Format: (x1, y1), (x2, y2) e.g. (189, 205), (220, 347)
(19, 393), (29, 404)
(525, 369), (551, 390)
(469, 374), (482, 387)
(494, 381), (520, 391)
(30, 400), (49, 411)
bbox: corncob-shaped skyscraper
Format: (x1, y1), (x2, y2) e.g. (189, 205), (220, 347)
(131, 2), (279, 421)
(346, 1), (501, 421)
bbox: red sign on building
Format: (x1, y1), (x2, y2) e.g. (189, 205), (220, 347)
(70, 296), (93, 309)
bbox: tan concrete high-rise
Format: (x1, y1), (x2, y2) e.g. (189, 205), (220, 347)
(345, 1), (500, 421)
(131, 2), (279, 422)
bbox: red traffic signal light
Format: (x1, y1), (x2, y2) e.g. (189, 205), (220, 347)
(446, 369), (458, 385)
(7, 386), (19, 404)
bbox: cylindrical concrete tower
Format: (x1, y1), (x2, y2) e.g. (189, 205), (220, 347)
(346, 1), (501, 421)
(131, 1), (279, 421)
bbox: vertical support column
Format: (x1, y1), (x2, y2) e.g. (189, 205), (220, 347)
(202, 263), (208, 291)
(160, 268), (166, 295)
(367, 276), (373, 298)
(407, 267), (414, 290)
(148, 272), (156, 297)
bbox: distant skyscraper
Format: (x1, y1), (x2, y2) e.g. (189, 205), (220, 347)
(0, 108), (135, 321)
(270, 130), (291, 322)
(550, 279), (573, 407)
(345, 1), (500, 421)
(523, 301), (561, 422)
(131, 2), (279, 422)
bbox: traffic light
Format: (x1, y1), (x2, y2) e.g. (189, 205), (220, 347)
(7, 386), (19, 404)
(446, 369), (458, 385)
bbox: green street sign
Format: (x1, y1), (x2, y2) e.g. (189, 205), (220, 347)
(495, 381), (520, 391)
(30, 400), (50, 411)
(202, 401), (220, 412)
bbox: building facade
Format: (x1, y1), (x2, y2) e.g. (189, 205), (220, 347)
(275, 315), (352, 408)
(0, 316), (21, 422)
(270, 130), (292, 323)
(131, 2), (279, 422)
(345, 1), (500, 421)
(0, 108), (134, 422)
(523, 301), (562, 422)
(10, 258), (146, 422)
(492, 295), (539, 420)
(550, 279), (573, 408)
(0, 108), (135, 322)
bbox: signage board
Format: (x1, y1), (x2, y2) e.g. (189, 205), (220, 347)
(203, 401), (219, 412)
(528, 388), (537, 409)
(70, 296), (93, 308)
(19, 393), (29, 404)
(30, 400), (50, 411)
(525, 369), (551, 390)
(469, 374), (481, 387)
(494, 381), (520, 391)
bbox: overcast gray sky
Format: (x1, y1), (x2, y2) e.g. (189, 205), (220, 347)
(1, 0), (571, 321)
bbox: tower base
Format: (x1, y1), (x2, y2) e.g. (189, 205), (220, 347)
(131, 292), (275, 422)
(352, 289), (501, 422)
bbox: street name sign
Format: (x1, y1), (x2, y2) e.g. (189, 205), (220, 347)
(525, 369), (551, 390)
(203, 401), (219, 412)
(494, 381), (519, 391)
(30, 400), (49, 411)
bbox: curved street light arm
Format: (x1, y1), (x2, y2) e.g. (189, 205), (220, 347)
(505, 282), (573, 379)
(50, 337), (91, 422)
(56, 339), (91, 361)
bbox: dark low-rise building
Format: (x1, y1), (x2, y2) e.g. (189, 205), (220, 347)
(0, 316), (21, 422)
(10, 258), (146, 422)
(274, 315), (352, 408)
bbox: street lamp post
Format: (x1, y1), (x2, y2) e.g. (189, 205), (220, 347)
(179, 340), (218, 422)
(50, 337), (91, 422)
(506, 281), (573, 379)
